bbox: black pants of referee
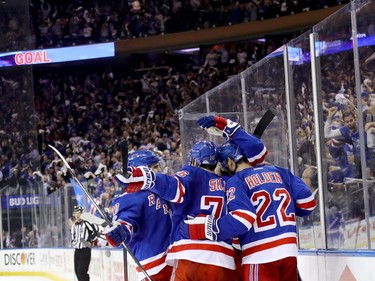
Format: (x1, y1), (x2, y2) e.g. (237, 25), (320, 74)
(74, 247), (91, 281)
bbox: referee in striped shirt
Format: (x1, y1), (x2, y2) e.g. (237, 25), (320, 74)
(71, 205), (98, 281)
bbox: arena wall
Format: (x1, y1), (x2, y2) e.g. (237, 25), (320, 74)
(2, 238), (375, 281)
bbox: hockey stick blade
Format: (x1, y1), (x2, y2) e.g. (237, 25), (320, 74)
(252, 108), (277, 138)
(49, 144), (111, 225)
(120, 140), (131, 178)
(81, 212), (107, 227)
(48, 144), (152, 281)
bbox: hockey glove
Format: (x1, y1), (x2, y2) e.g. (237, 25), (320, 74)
(104, 224), (129, 247)
(114, 166), (156, 193)
(197, 115), (240, 139)
(180, 214), (219, 241)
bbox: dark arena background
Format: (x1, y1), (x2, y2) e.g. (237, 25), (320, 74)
(1, 0), (375, 280)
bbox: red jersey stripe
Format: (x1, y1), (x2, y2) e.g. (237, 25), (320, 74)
(136, 254), (167, 272)
(171, 178), (185, 203)
(231, 210), (256, 225)
(297, 199), (317, 210)
(168, 243), (235, 258)
(242, 236), (297, 256)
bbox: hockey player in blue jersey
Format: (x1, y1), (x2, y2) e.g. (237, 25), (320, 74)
(104, 150), (173, 281)
(180, 115), (317, 281)
(115, 141), (239, 281)
(196, 115), (268, 165)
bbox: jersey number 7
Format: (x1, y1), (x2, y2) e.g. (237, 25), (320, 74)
(200, 196), (224, 218)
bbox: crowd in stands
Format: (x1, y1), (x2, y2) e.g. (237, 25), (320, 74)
(293, 44), (375, 238)
(1, 39), (276, 186)
(0, 37), (284, 248)
(1, 0), (374, 250)
(0, 0), (347, 50)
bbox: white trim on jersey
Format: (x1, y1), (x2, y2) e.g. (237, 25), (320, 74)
(242, 243), (298, 264)
(229, 209), (256, 230)
(170, 177), (185, 203)
(241, 232), (298, 264)
(136, 252), (169, 281)
(296, 194), (317, 211)
(165, 239), (236, 270)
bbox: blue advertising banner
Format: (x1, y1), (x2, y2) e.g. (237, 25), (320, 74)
(0, 194), (49, 209)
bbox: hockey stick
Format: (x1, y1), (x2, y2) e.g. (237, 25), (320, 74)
(120, 140), (131, 177)
(81, 212), (107, 227)
(252, 108), (277, 138)
(119, 139), (129, 281)
(49, 145), (152, 281)
(80, 212), (110, 241)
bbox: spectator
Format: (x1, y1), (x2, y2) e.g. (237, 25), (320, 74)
(326, 205), (345, 248)
(361, 92), (370, 113)
(325, 107), (372, 178)
(202, 48), (220, 69)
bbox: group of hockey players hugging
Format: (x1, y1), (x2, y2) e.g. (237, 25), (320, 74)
(104, 115), (317, 281)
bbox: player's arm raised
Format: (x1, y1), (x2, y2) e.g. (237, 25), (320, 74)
(197, 115), (240, 139)
(115, 166), (188, 203)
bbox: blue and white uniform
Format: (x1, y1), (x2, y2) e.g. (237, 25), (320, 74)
(216, 164), (316, 264)
(111, 191), (172, 280)
(109, 149), (172, 281)
(152, 165), (236, 270)
(214, 127), (316, 264)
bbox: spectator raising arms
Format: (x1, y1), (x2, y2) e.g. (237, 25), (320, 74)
(324, 107), (372, 178)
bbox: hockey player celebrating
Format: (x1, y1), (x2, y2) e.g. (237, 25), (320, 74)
(196, 115), (268, 164)
(180, 115), (317, 281)
(115, 141), (239, 281)
(104, 150), (173, 281)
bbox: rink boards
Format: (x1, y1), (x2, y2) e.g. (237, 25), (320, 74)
(0, 248), (137, 281)
(1, 245), (375, 280)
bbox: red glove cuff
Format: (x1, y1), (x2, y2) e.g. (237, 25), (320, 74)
(214, 116), (228, 130)
(130, 166), (144, 177)
(126, 182), (144, 193)
(105, 234), (120, 247)
(188, 223), (207, 240)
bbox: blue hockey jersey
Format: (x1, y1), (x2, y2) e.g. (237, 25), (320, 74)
(216, 164), (317, 264)
(152, 165), (236, 270)
(230, 128), (268, 166)
(111, 190), (172, 280)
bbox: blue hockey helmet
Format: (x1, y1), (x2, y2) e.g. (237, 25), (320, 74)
(217, 141), (245, 172)
(128, 150), (160, 167)
(188, 141), (218, 166)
